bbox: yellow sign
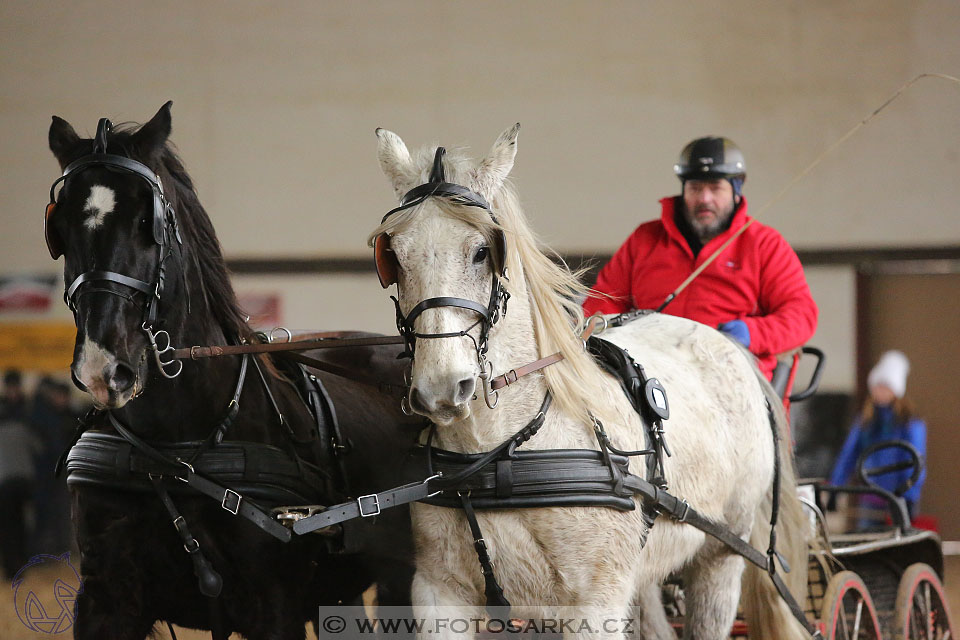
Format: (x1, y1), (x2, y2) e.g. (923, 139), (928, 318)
(0, 323), (76, 373)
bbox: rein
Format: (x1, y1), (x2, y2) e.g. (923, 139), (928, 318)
(166, 314), (606, 404)
(171, 334), (405, 360)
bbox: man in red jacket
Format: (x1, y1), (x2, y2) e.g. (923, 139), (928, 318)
(583, 136), (818, 380)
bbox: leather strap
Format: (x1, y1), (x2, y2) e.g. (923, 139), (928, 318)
(292, 479), (435, 535)
(294, 393), (552, 535)
(277, 351), (407, 397)
(93, 119), (111, 154)
(173, 335), (405, 360)
(108, 414), (292, 542)
(62, 153), (163, 187)
(396, 182), (491, 214)
(149, 475), (224, 598)
(489, 353), (564, 391)
(178, 469), (292, 542)
(486, 314), (604, 391)
(460, 492), (511, 614)
(404, 296), (492, 326)
(66, 270), (153, 302)
(620, 474), (818, 636)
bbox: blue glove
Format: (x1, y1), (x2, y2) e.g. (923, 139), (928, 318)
(718, 320), (751, 348)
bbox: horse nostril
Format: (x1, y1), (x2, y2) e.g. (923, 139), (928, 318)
(455, 377), (476, 404)
(106, 361), (136, 394)
(409, 387), (429, 414)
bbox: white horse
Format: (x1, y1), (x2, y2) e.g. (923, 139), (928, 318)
(370, 125), (811, 639)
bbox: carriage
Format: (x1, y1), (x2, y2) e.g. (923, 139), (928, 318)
(797, 444), (953, 639)
(42, 104), (955, 640)
(666, 347), (955, 639)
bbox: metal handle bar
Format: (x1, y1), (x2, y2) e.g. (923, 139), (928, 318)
(789, 346), (826, 403)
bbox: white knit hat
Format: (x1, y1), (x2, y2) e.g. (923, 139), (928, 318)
(867, 350), (910, 398)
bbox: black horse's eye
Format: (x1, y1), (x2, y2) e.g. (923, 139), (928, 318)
(473, 246), (489, 264)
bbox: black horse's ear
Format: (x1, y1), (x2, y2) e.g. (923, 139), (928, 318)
(131, 101), (173, 155)
(49, 116), (81, 169)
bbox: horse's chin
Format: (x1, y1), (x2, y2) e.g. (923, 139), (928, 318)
(84, 384), (135, 410)
(422, 403), (471, 426)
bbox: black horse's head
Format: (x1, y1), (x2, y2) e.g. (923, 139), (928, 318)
(46, 102), (244, 411)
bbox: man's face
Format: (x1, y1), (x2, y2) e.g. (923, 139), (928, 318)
(682, 178), (737, 240)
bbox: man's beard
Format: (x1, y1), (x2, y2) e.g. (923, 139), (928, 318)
(683, 200), (736, 241)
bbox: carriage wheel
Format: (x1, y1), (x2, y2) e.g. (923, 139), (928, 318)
(820, 571), (883, 639)
(893, 563), (955, 639)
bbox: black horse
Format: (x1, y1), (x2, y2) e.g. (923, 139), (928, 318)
(45, 102), (419, 639)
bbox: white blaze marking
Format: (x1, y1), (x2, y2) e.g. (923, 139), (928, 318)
(83, 185), (116, 230)
(76, 336), (116, 406)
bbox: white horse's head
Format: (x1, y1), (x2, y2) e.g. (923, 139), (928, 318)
(372, 125), (520, 426)
(372, 126), (603, 433)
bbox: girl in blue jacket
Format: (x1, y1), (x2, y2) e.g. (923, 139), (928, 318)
(829, 350), (926, 529)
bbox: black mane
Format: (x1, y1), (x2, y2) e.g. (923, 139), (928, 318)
(109, 123), (253, 342)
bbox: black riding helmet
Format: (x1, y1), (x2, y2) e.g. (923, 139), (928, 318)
(674, 136), (746, 196)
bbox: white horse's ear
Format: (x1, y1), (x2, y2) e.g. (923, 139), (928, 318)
(471, 123), (520, 200)
(376, 128), (420, 200)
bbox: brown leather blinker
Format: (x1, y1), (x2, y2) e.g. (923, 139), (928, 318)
(45, 201), (64, 260)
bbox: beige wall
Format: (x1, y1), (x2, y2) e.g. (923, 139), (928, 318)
(2, 0), (959, 393)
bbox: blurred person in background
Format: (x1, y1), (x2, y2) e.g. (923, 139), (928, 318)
(829, 351), (926, 529)
(30, 377), (77, 554)
(0, 370), (39, 577)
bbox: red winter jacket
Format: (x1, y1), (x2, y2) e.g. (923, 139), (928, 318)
(583, 196), (818, 379)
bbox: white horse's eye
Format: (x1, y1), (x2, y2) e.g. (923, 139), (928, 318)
(472, 246), (489, 264)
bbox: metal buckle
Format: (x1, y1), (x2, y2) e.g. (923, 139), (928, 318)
(272, 505), (324, 523)
(424, 473), (443, 498)
(676, 499), (690, 523)
(357, 494), (381, 517)
(176, 459), (194, 483)
(222, 489), (242, 515)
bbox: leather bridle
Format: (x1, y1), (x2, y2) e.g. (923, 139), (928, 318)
(374, 147), (511, 410)
(45, 117), (185, 379)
